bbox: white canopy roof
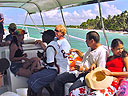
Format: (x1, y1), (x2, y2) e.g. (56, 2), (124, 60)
(0, 0), (114, 14)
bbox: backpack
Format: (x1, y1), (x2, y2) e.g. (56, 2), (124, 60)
(37, 45), (60, 74)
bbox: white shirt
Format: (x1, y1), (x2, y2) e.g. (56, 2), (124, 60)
(46, 41), (59, 70)
(57, 38), (71, 53)
(82, 45), (108, 69)
(57, 38), (71, 73)
(46, 40), (69, 73)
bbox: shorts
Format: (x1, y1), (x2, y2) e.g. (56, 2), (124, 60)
(10, 62), (23, 76)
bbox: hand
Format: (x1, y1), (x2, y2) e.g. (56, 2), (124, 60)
(69, 48), (78, 53)
(102, 70), (111, 76)
(90, 64), (96, 71)
(74, 65), (83, 72)
(23, 53), (27, 57)
(22, 57), (30, 62)
(74, 65), (80, 71)
(35, 40), (42, 45)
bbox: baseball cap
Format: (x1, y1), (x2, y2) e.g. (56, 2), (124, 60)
(8, 23), (17, 30)
(13, 29), (27, 35)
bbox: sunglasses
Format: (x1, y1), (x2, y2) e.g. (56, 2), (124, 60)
(55, 29), (60, 32)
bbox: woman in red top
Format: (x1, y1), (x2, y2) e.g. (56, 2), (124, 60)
(103, 38), (128, 77)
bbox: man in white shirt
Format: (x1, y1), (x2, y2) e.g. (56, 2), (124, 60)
(54, 31), (108, 96)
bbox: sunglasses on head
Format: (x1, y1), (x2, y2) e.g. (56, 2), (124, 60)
(55, 29), (60, 32)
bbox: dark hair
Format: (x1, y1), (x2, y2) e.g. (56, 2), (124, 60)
(111, 38), (123, 49)
(111, 38), (128, 57)
(121, 50), (128, 58)
(42, 30), (55, 44)
(10, 36), (19, 47)
(86, 31), (100, 43)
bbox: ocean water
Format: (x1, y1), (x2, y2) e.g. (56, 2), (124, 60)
(5, 26), (128, 55)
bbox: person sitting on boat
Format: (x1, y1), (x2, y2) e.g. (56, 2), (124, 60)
(27, 30), (62, 96)
(9, 29), (41, 78)
(54, 24), (71, 73)
(0, 23), (17, 46)
(54, 31), (108, 96)
(69, 38), (128, 96)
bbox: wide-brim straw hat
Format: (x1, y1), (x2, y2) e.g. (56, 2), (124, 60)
(85, 67), (113, 90)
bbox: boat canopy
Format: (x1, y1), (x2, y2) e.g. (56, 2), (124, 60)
(0, 0), (114, 14)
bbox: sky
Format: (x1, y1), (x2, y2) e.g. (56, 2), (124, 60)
(0, 0), (127, 25)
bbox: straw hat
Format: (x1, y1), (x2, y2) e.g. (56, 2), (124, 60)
(85, 67), (113, 90)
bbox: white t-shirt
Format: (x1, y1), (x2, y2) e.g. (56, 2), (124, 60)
(57, 38), (71, 53)
(46, 40), (69, 73)
(82, 45), (108, 69)
(57, 38), (71, 73)
(46, 41), (59, 70)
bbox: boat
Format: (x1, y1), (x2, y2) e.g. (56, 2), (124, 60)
(0, 0), (115, 95)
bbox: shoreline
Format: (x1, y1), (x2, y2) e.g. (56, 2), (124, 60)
(68, 27), (128, 34)
(82, 29), (128, 34)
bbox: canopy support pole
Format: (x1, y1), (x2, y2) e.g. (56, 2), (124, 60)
(60, 8), (71, 44)
(39, 11), (45, 30)
(55, 0), (71, 44)
(23, 12), (28, 29)
(28, 13), (40, 33)
(98, 0), (109, 54)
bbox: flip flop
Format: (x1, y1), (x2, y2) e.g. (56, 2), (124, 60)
(0, 58), (10, 73)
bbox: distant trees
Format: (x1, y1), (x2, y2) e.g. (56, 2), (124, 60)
(80, 10), (128, 31)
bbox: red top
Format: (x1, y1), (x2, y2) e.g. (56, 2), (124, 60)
(106, 56), (124, 72)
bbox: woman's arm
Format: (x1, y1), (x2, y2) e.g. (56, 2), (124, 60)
(123, 56), (128, 71)
(35, 40), (46, 50)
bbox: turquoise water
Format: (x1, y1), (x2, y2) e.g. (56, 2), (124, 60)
(5, 26), (128, 55)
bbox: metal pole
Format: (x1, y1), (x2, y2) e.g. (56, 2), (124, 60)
(23, 12), (28, 29)
(39, 11), (45, 30)
(98, 0), (109, 54)
(55, 0), (71, 44)
(60, 8), (71, 44)
(28, 13), (40, 33)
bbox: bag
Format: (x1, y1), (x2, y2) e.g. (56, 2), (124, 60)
(37, 45), (60, 74)
(69, 56), (82, 71)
